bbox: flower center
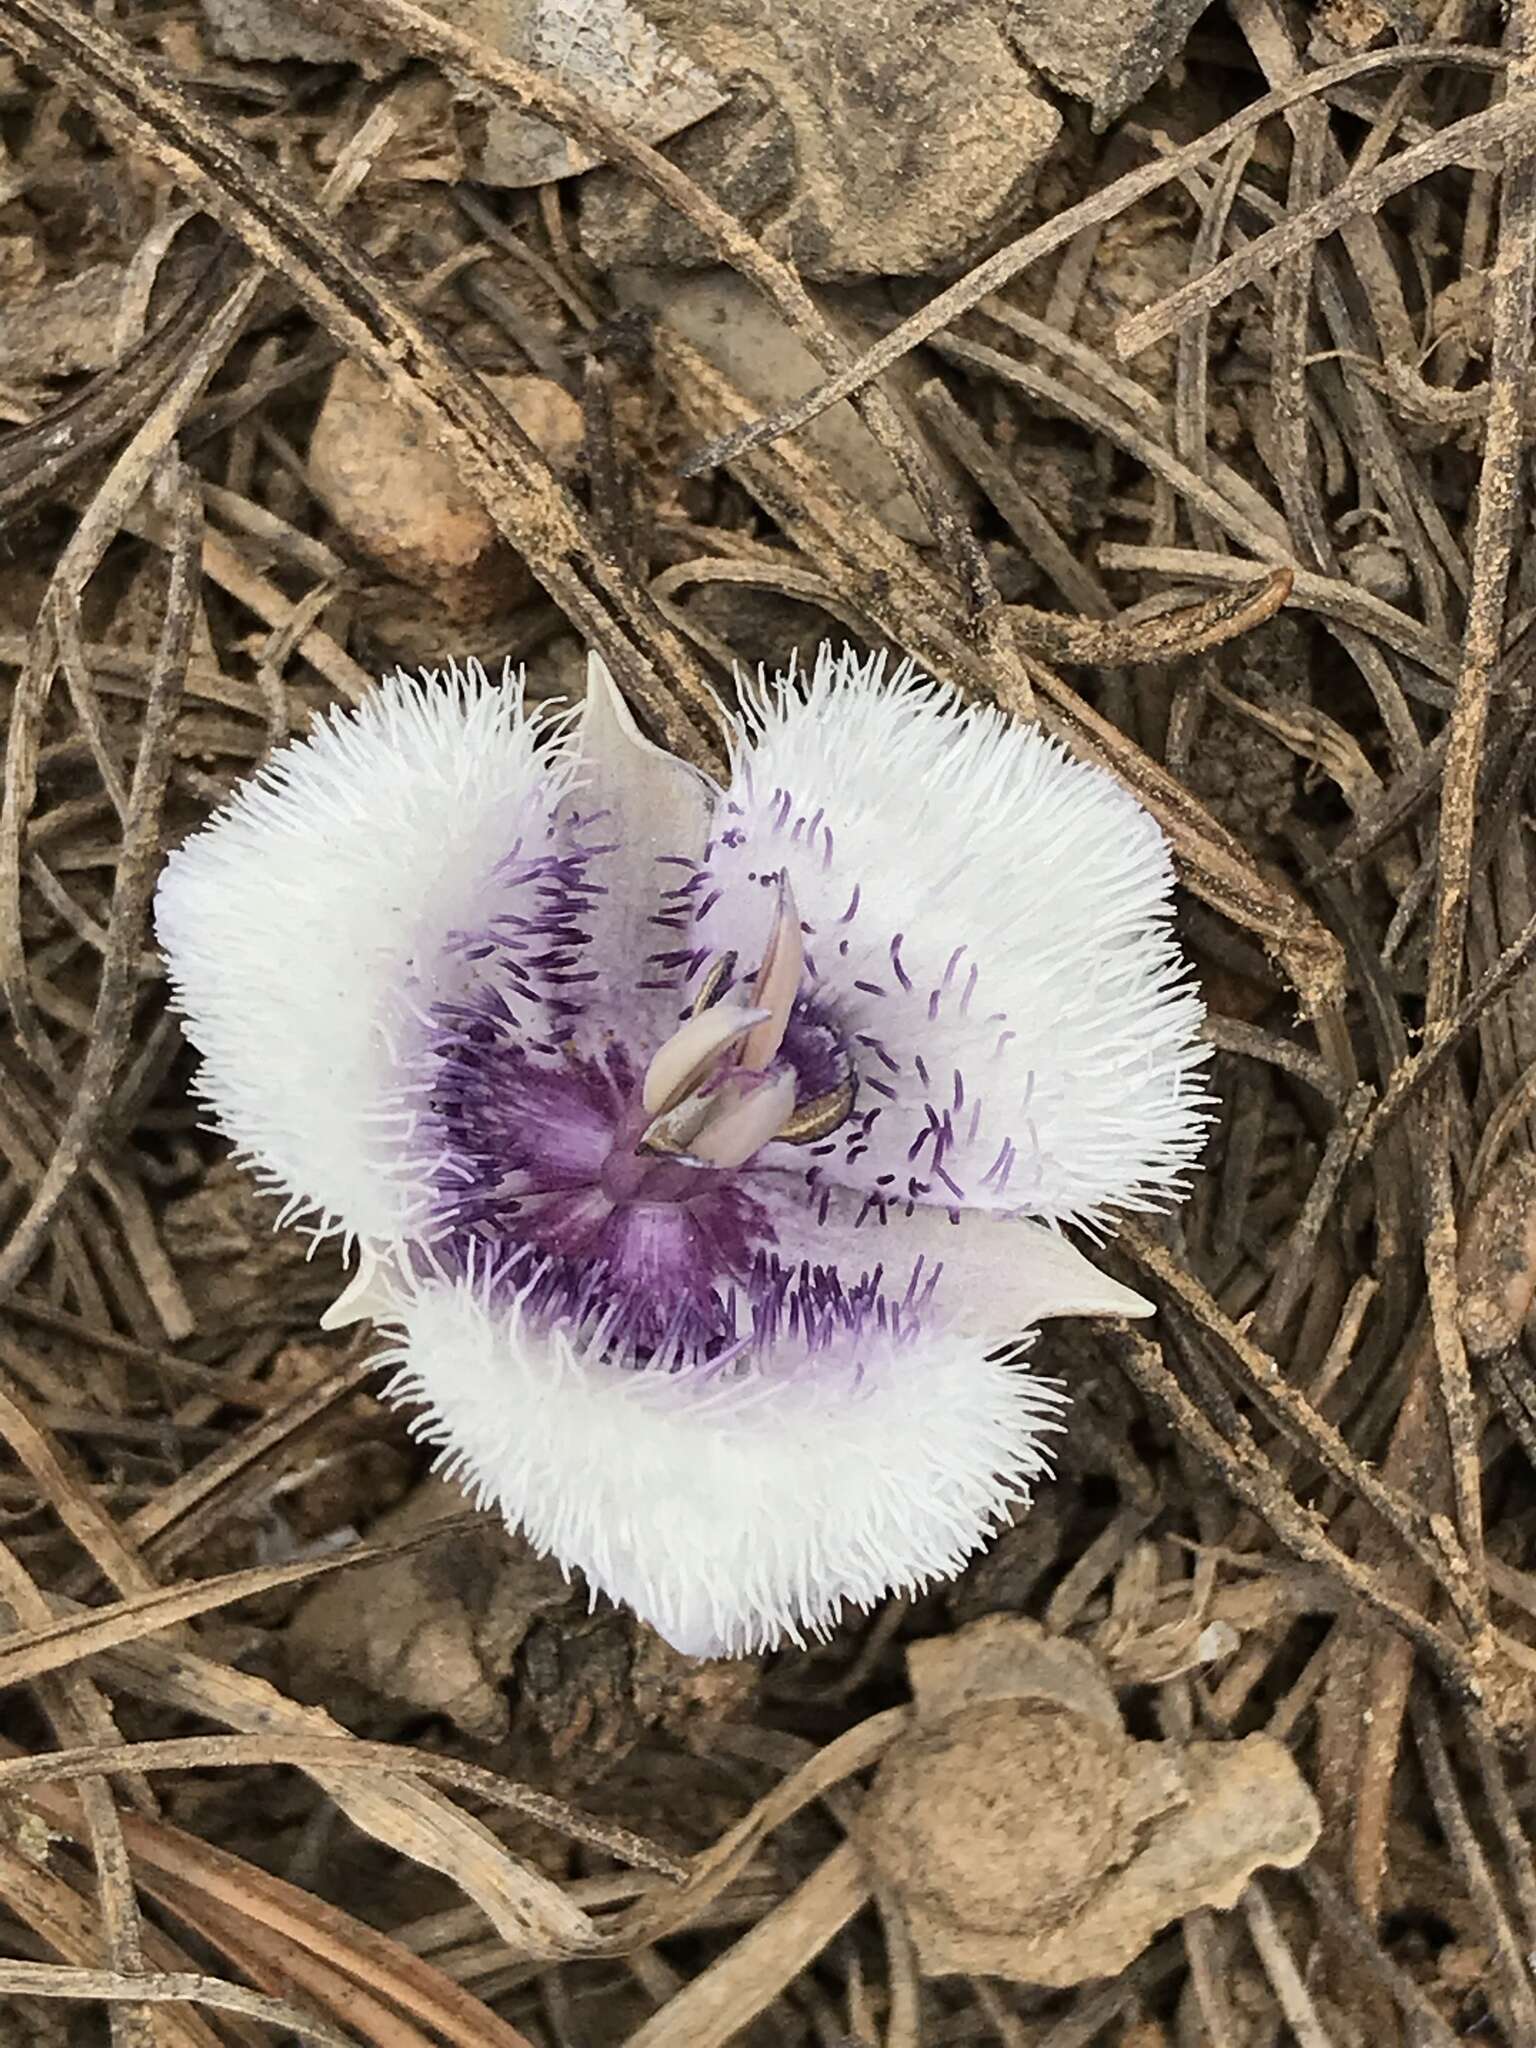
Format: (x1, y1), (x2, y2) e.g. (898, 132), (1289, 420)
(419, 874), (857, 1366)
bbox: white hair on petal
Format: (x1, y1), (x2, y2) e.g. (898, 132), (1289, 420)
(378, 1269), (1066, 1658)
(155, 660), (575, 1243)
(702, 644), (1211, 1227)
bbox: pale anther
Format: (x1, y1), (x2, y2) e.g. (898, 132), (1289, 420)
(642, 1000), (769, 1115)
(689, 1068), (798, 1168)
(740, 872), (804, 1073)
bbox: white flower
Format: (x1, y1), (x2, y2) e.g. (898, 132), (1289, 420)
(156, 646), (1208, 1656)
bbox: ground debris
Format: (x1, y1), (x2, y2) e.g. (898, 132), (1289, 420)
(578, 0), (1060, 279)
(1008, 0), (1210, 127)
(857, 1617), (1319, 1986)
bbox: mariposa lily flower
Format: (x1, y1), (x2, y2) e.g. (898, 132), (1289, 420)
(156, 646), (1207, 1656)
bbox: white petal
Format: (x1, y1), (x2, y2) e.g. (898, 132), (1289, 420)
(155, 662), (571, 1241)
(751, 1176), (1151, 1330)
(575, 655), (717, 1037)
(380, 1271), (1066, 1658)
(695, 647), (1211, 1226)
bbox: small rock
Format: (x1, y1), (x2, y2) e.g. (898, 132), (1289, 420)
(0, 264), (126, 378)
(856, 1615), (1320, 1987)
(198, 0), (723, 180)
(477, 0), (726, 186)
(1008, 0), (1209, 129)
(200, 0), (384, 66)
(1310, 0), (1397, 53)
(614, 267), (930, 541)
(1340, 540), (1412, 605)
(580, 0), (1060, 281)
(286, 1478), (572, 1743)
(307, 361), (582, 620)
(286, 1475), (758, 1769)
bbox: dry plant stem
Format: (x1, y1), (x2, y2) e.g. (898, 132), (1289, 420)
(0, 469), (198, 1306)
(0, 1736), (685, 1877)
(917, 378), (1114, 620)
(1356, 898), (1536, 1158)
(0, 243), (249, 529)
(1111, 1332), (1476, 1698)
(0, 1542), (156, 2048)
(1114, 92), (1536, 358)
(679, 44), (1506, 472)
(1202, 1016), (1347, 1104)
(1316, 1323), (1442, 1925)
(0, 1514), (478, 1688)
(1119, 1226), (1481, 1630)
(1182, 1911), (1240, 2046)
(1297, 1864), (1460, 2047)
(0, 1962), (360, 2048)
(1095, 542), (1454, 699)
(1240, 1880), (1333, 2048)
(0, 268), (262, 1085)
(1412, 1690), (1536, 2036)
(1465, 1705), (1536, 1952)
(1009, 572), (1294, 670)
(0, 0), (726, 771)
(1415, 28), (1536, 1630)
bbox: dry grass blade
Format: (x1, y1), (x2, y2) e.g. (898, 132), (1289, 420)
(675, 45), (1506, 472)
(0, 1539), (158, 2048)
(0, 1962), (359, 2047)
(625, 1841), (870, 2048)
(1114, 95), (1536, 360)
(18, 1764), (545, 2048)
(0, 1839), (235, 2048)
(0, 464), (198, 1302)
(619, 1709), (906, 1948)
(80, 1622), (610, 1959)
(0, 1734), (686, 1879)
(0, 1515), (478, 1687)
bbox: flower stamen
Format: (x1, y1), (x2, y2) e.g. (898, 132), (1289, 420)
(741, 872), (803, 1073)
(642, 1000), (768, 1116)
